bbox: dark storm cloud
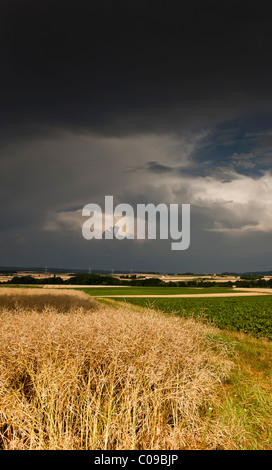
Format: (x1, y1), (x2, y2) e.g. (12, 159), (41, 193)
(1, 0), (272, 142)
(145, 162), (174, 173)
(126, 161), (174, 174)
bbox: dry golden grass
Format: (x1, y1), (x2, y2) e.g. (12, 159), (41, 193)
(0, 287), (99, 313)
(0, 288), (234, 450)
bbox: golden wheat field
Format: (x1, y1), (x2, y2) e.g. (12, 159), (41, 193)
(0, 288), (236, 450)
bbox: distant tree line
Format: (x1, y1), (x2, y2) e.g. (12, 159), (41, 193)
(2, 273), (164, 286)
(2, 272), (272, 288)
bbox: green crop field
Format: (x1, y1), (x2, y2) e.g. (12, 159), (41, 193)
(81, 286), (241, 296)
(112, 295), (272, 339)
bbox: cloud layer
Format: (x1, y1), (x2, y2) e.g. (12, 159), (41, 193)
(1, 1), (272, 272)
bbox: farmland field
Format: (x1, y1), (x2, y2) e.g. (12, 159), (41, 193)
(0, 287), (236, 450)
(81, 286), (244, 296)
(112, 295), (272, 339)
(0, 287), (271, 449)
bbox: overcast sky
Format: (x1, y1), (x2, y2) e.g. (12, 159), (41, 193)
(1, 0), (272, 273)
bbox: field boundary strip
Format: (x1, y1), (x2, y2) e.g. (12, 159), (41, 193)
(93, 292), (272, 298)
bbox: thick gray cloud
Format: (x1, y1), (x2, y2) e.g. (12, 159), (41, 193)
(1, 129), (272, 272)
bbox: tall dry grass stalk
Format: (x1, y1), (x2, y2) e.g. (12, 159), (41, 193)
(0, 288), (234, 449)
